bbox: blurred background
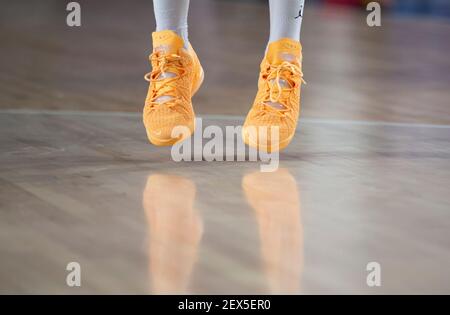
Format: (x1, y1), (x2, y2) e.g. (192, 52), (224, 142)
(0, 0), (449, 123)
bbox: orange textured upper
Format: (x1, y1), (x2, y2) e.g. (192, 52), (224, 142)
(243, 38), (305, 152)
(143, 30), (203, 146)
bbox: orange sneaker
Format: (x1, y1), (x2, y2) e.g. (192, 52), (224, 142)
(143, 30), (204, 146)
(242, 38), (305, 152)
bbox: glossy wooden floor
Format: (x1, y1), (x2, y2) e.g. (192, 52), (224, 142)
(1, 113), (449, 294)
(0, 0), (450, 294)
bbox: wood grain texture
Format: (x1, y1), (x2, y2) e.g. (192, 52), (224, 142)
(0, 112), (449, 294)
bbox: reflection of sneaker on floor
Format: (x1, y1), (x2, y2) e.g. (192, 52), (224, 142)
(242, 38), (305, 152)
(242, 168), (303, 294)
(143, 30), (204, 146)
(143, 174), (203, 294)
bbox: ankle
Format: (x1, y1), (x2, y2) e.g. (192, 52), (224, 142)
(155, 27), (189, 49)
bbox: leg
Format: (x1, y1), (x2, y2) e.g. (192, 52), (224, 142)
(153, 0), (190, 48)
(242, 0), (306, 152)
(269, 0), (305, 43)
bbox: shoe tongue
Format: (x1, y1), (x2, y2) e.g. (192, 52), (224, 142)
(151, 30), (185, 103)
(265, 39), (302, 110)
(266, 38), (302, 65)
(152, 30), (185, 54)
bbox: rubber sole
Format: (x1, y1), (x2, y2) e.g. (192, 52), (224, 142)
(147, 123), (195, 146)
(241, 126), (295, 153)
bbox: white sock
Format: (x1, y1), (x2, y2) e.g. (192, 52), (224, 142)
(153, 0), (190, 48)
(269, 0), (305, 43)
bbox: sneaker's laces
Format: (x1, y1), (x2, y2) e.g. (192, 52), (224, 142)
(258, 61), (306, 118)
(144, 51), (187, 113)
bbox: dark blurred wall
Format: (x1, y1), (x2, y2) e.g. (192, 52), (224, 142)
(391, 0), (450, 17)
(248, 0), (450, 18)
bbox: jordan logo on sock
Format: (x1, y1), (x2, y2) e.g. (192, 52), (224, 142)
(295, 4), (304, 19)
